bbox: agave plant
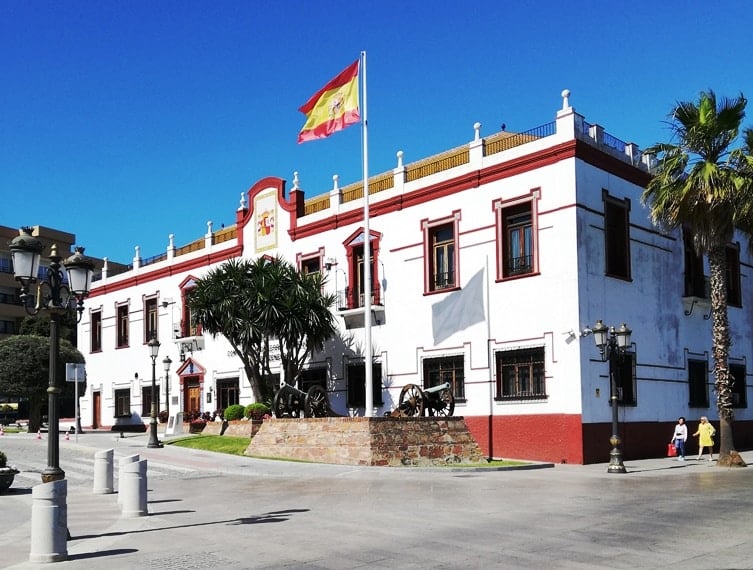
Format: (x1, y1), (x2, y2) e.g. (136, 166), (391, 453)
(0, 450), (19, 493)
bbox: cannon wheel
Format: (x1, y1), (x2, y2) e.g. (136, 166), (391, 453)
(273, 387), (301, 418)
(428, 386), (455, 417)
(398, 383), (425, 417)
(272, 389), (289, 418)
(304, 385), (329, 418)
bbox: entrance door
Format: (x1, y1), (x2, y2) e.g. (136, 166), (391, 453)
(92, 391), (101, 429)
(184, 377), (200, 415)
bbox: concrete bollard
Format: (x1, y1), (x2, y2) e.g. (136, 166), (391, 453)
(117, 454), (140, 505)
(29, 480), (68, 563)
(93, 448), (114, 494)
(120, 459), (148, 518)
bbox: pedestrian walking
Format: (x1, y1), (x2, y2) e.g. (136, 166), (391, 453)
(670, 416), (687, 460)
(693, 416), (716, 462)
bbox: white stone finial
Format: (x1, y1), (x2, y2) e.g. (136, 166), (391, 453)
(238, 192), (247, 211)
(206, 221), (213, 236)
(332, 174), (339, 190)
(561, 89), (571, 111)
(473, 122), (481, 141)
(396, 150), (404, 169)
(168, 234), (175, 247)
(293, 171), (300, 190)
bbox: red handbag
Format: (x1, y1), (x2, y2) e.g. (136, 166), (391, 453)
(667, 442), (677, 457)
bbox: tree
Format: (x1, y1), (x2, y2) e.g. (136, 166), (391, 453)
(642, 90), (753, 467)
(18, 312), (77, 344)
(0, 335), (85, 432)
(187, 256), (338, 403)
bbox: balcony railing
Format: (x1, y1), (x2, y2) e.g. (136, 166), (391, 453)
(432, 271), (455, 290)
(484, 122), (555, 157)
(336, 286), (382, 310)
(507, 255), (533, 276)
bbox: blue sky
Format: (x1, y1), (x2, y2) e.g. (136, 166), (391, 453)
(2, 1), (752, 263)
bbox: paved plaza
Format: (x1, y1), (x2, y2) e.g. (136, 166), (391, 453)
(2, 430), (753, 569)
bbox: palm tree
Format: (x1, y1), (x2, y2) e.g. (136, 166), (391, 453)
(270, 263), (338, 388)
(642, 90), (753, 467)
(188, 256), (337, 403)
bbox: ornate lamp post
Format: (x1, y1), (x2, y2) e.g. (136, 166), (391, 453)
(9, 228), (94, 482)
(162, 355), (172, 418)
(147, 337), (162, 448)
(591, 320), (632, 474)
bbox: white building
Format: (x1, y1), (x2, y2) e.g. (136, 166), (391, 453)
(77, 91), (753, 464)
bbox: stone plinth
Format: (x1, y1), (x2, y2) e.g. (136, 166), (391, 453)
(202, 420), (262, 437)
(245, 416), (485, 467)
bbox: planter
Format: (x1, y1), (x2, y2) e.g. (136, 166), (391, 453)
(0, 468), (19, 493)
(189, 421), (207, 434)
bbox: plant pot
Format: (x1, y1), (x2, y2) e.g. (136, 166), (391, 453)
(250, 418), (264, 436)
(189, 422), (206, 434)
(0, 469), (19, 493)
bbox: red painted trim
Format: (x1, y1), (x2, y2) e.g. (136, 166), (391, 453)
(464, 413), (584, 464)
(390, 241), (422, 254)
(341, 228), (382, 307)
(465, 414), (753, 465)
(238, 176), (302, 241)
(291, 138), (648, 241)
(421, 211), (461, 293)
(88, 245), (242, 297)
(573, 140), (652, 187)
(176, 357), (206, 376)
(88, 138), (650, 294)
(178, 274), (198, 289)
(492, 188), (541, 281)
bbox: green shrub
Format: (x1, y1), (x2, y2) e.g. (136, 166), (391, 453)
(244, 403), (270, 420)
(223, 404), (245, 421)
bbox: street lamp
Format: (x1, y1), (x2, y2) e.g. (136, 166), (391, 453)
(591, 320), (632, 474)
(162, 355), (172, 418)
(9, 228), (94, 482)
(147, 337), (162, 448)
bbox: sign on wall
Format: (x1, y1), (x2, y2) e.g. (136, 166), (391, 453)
(254, 190), (278, 253)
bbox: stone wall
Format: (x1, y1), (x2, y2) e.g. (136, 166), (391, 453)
(245, 416), (485, 467)
(202, 420), (261, 437)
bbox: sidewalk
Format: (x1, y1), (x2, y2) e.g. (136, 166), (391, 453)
(50, 430), (753, 478)
(2, 431), (753, 569)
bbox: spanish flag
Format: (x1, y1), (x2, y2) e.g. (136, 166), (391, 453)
(297, 60), (360, 143)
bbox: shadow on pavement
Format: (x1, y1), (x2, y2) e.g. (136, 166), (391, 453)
(68, 548), (139, 561)
(71, 508), (310, 540)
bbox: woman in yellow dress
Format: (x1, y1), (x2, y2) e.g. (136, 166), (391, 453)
(693, 416), (716, 462)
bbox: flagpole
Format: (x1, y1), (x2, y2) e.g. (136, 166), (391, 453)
(485, 256), (493, 459)
(361, 50), (373, 417)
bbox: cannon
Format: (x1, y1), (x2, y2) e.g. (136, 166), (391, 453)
(273, 383), (329, 418)
(388, 382), (455, 417)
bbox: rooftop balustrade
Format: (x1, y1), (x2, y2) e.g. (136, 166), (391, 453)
(93, 90), (654, 285)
